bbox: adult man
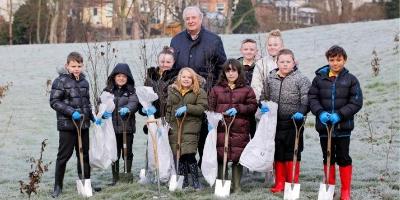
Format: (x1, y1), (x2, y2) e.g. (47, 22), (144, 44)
(170, 6), (226, 168)
(170, 6), (226, 92)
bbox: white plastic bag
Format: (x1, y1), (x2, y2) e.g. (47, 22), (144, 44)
(155, 121), (176, 182)
(201, 111), (223, 187)
(239, 101), (278, 172)
(137, 86), (174, 181)
(89, 91), (117, 169)
(136, 86), (158, 113)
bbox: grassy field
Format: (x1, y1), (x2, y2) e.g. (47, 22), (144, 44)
(0, 19), (399, 200)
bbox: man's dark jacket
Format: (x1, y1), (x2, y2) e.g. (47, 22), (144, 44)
(170, 27), (226, 91)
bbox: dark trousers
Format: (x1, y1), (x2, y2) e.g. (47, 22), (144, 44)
(197, 115), (208, 166)
(115, 133), (134, 161)
(54, 129), (90, 187)
(274, 120), (304, 161)
(320, 136), (351, 166)
(249, 115), (257, 138)
(180, 153), (197, 165)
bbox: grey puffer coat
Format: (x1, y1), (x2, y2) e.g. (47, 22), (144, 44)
(261, 67), (311, 120)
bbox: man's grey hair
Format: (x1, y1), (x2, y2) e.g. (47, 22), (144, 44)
(183, 6), (203, 20)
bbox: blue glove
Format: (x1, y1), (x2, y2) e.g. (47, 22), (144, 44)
(118, 107), (130, 116)
(102, 111), (112, 119)
(225, 108), (237, 116)
(94, 118), (102, 125)
(142, 105), (157, 116)
(292, 112), (304, 121)
(175, 106), (187, 117)
(319, 111), (330, 125)
(260, 104), (269, 114)
(208, 123), (214, 132)
(330, 113), (341, 125)
(72, 111), (81, 121)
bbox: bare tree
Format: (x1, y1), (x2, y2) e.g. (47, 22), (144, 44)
(394, 32), (399, 54)
(224, 0), (234, 34)
(84, 40), (118, 112)
(131, 0), (140, 39)
(8, 0), (12, 45)
(0, 0), (13, 44)
(36, 0), (43, 44)
(0, 82), (13, 104)
(58, 0), (71, 43)
(113, 0), (135, 40)
(371, 49), (381, 76)
(48, 0), (60, 43)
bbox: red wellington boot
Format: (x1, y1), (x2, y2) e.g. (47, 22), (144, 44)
(270, 162), (286, 193)
(339, 165), (352, 200)
(285, 161), (300, 183)
(323, 164), (336, 185)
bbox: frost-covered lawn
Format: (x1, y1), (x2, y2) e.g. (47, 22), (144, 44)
(0, 19), (399, 200)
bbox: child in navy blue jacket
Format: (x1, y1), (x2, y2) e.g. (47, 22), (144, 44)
(308, 45), (363, 200)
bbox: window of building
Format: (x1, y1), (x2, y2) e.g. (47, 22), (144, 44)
(93, 7), (98, 16)
(217, 3), (224, 12)
(200, 3), (208, 12)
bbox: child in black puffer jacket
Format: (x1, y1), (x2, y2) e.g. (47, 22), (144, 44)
(50, 52), (100, 197)
(308, 45), (363, 200)
(102, 63), (139, 185)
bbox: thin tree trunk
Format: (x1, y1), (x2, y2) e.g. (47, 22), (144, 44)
(131, 0), (140, 40)
(224, 0), (233, 34)
(121, 17), (127, 40)
(8, 0), (12, 45)
(49, 0), (60, 43)
(43, 8), (51, 43)
(58, 0), (69, 43)
(162, 0), (168, 36)
(37, 0), (42, 44)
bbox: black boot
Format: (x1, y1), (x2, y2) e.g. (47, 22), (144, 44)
(51, 185), (62, 198)
(108, 161), (119, 186)
(51, 162), (65, 198)
(126, 159), (132, 173)
(188, 162), (202, 190)
(178, 161), (189, 188)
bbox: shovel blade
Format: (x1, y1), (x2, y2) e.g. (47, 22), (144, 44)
(317, 183), (335, 200)
(76, 179), (93, 197)
(138, 169), (149, 184)
(214, 179), (231, 198)
(284, 182), (300, 200)
(168, 175), (184, 191)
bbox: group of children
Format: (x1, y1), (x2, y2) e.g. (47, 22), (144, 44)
(49, 30), (363, 200)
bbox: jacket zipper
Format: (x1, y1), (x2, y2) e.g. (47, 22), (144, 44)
(115, 88), (120, 128)
(277, 76), (285, 118)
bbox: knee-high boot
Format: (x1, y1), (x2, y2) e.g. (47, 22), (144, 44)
(109, 161), (119, 186)
(270, 161), (286, 193)
(232, 163), (243, 193)
(286, 161), (300, 183)
(323, 164), (336, 185)
(339, 165), (352, 200)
